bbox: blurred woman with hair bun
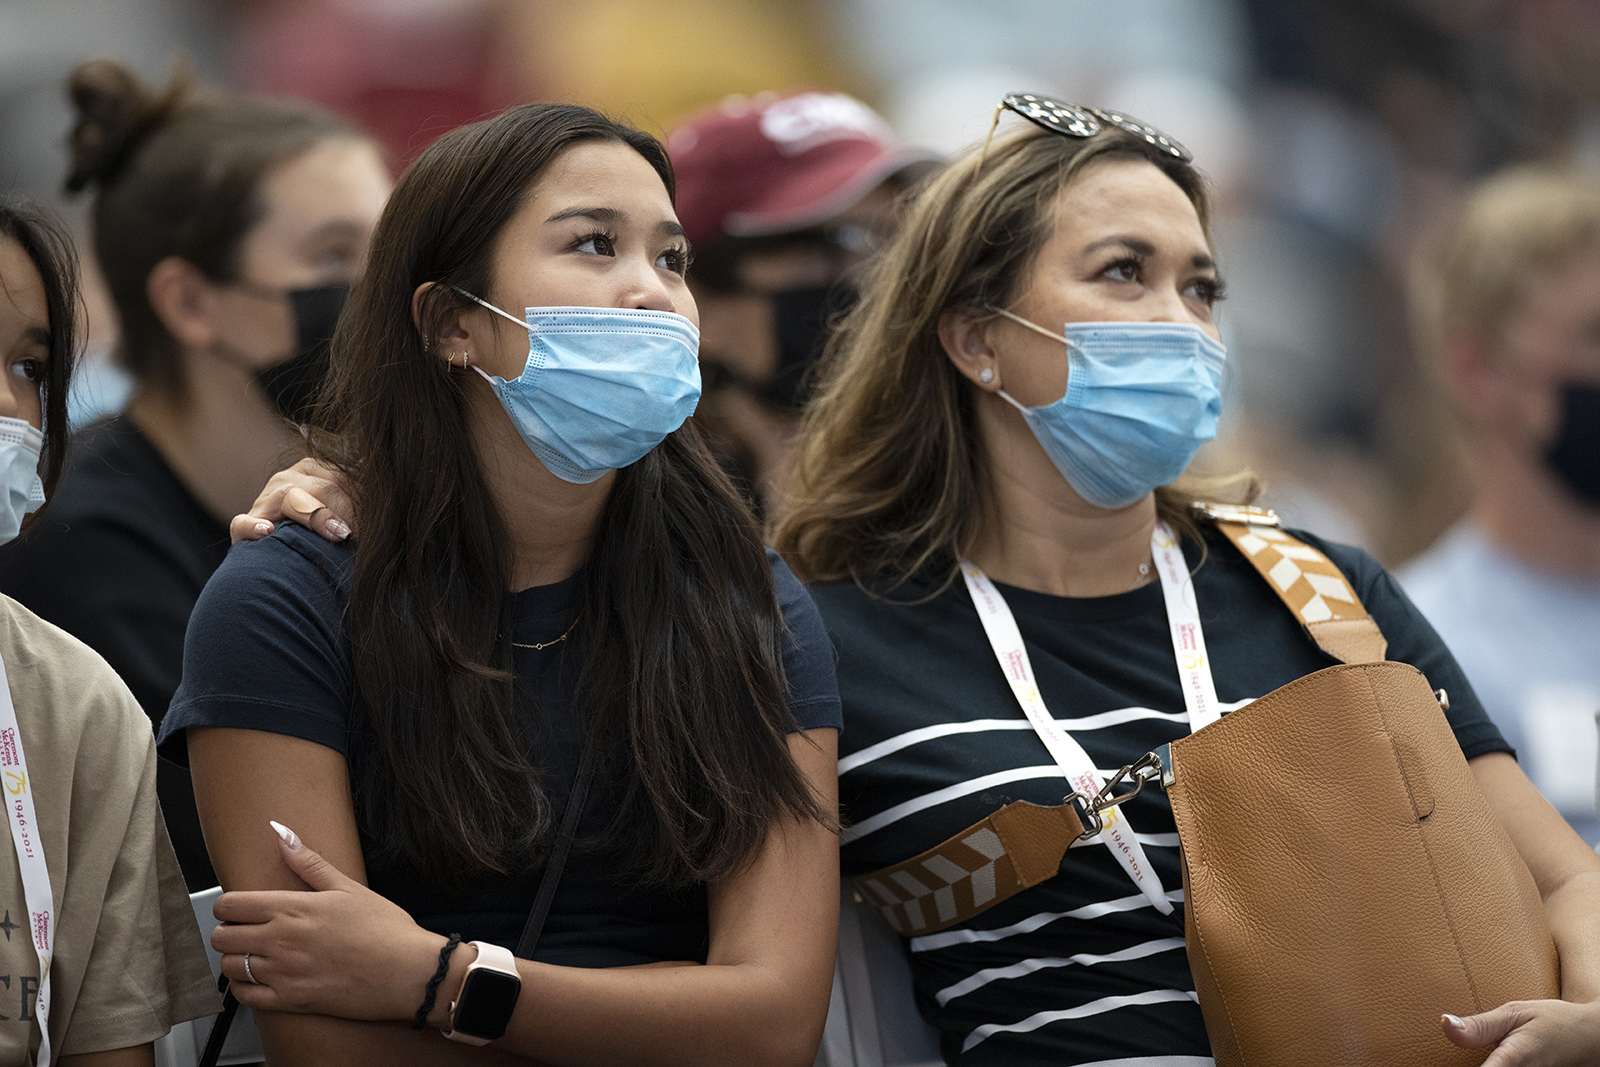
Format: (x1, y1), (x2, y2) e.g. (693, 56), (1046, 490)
(0, 58), (392, 891)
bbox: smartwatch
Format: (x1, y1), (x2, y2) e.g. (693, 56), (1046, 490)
(443, 941), (522, 1045)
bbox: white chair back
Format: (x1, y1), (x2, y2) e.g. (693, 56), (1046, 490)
(154, 886), (265, 1067)
(817, 882), (942, 1067)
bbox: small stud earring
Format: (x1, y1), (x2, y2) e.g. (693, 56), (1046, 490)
(979, 368), (994, 383)
(423, 336), (431, 353)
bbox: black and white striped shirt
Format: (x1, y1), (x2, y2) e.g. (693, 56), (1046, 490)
(814, 527), (1507, 1067)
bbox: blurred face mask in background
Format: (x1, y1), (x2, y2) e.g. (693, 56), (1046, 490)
(457, 291), (702, 484)
(990, 311), (1226, 509)
(1546, 382), (1600, 507)
(0, 418), (45, 545)
(763, 283), (855, 410)
(254, 285), (350, 425)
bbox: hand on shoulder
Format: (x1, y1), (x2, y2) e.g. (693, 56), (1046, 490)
(231, 458), (353, 545)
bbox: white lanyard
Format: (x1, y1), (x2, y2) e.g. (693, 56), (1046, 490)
(960, 521), (1220, 914)
(0, 654), (51, 1067)
(1150, 522), (1223, 731)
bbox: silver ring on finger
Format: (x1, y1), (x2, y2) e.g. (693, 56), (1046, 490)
(243, 952), (260, 985)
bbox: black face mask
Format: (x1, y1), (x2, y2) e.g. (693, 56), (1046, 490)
(255, 285), (350, 425)
(761, 283), (857, 410)
(1546, 382), (1600, 508)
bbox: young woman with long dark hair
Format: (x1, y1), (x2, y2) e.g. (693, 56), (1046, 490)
(159, 103), (840, 1065)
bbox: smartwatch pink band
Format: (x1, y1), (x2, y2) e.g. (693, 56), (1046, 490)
(443, 940), (520, 1045)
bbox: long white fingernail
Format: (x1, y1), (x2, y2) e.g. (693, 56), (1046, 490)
(1443, 1013), (1466, 1031)
(269, 820), (302, 851)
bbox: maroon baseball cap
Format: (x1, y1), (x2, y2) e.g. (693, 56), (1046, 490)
(668, 90), (939, 250)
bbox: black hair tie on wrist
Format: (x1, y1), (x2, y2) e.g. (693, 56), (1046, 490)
(414, 933), (463, 1030)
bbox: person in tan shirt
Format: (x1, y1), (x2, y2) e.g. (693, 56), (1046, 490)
(0, 197), (217, 1064)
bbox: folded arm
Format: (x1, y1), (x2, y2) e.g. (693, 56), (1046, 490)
(190, 726), (838, 1067)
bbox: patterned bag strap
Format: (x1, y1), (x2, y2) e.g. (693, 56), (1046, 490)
(1193, 503), (1388, 665)
(853, 800), (1087, 936)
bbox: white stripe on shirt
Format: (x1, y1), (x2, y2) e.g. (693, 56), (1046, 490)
(840, 709), (1189, 774)
(961, 989), (1201, 1053)
(841, 765), (1067, 843)
(840, 697), (1256, 776)
(910, 889), (1186, 952)
(843, 768), (1189, 845)
(936, 937), (1186, 1005)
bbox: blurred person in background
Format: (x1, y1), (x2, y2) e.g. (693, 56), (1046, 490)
(0, 196), (218, 1065)
(1401, 167), (1600, 840)
(0, 58), (391, 892)
(668, 90), (936, 510)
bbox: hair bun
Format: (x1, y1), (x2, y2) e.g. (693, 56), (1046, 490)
(65, 58), (192, 194)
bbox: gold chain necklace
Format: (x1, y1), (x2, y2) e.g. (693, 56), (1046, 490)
(512, 618), (578, 651)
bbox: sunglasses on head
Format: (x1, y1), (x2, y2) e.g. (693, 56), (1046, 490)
(981, 92), (1191, 165)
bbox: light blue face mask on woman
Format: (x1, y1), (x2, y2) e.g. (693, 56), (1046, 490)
(458, 292), (702, 484)
(990, 311), (1226, 510)
(0, 417), (45, 544)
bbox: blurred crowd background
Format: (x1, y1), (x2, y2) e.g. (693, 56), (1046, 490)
(1, 0), (1597, 807)
(13, 0), (1600, 560)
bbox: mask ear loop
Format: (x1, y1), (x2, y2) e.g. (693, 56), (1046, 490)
(990, 305), (1066, 344)
(986, 306), (1076, 414)
(449, 285), (532, 383)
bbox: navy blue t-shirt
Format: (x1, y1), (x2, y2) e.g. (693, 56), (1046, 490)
(159, 523), (841, 967)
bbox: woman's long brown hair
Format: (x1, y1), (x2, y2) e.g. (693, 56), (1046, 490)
(316, 103), (827, 885)
(772, 122), (1253, 591)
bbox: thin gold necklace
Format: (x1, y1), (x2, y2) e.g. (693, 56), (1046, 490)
(512, 618), (578, 651)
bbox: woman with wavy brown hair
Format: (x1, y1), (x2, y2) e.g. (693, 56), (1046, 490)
(159, 102), (840, 1066)
(773, 98), (1600, 1066)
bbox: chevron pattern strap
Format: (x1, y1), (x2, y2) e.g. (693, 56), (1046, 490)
(853, 800), (1087, 936)
(1197, 503), (1388, 665)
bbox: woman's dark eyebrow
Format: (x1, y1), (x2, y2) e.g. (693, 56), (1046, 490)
(547, 206), (685, 240)
(26, 326), (50, 349)
(1082, 235), (1156, 257)
(1082, 236), (1217, 273)
(547, 206), (624, 225)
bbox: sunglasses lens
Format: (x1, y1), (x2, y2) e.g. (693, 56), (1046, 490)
(1088, 107), (1192, 162)
(998, 94), (1194, 165)
(1002, 93), (1100, 138)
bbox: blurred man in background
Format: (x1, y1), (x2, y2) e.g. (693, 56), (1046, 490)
(1402, 167), (1600, 839)
(668, 90), (936, 509)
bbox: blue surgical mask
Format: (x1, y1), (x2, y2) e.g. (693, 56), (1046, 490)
(991, 312), (1226, 509)
(0, 417), (45, 544)
(459, 293), (702, 484)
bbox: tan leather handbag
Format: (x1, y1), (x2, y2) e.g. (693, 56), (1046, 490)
(854, 506), (1559, 1067)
